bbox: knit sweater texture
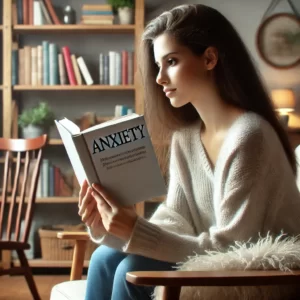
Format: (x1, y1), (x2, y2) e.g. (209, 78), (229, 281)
(88, 112), (300, 263)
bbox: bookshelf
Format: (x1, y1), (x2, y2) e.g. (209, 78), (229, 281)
(1, 0), (150, 269)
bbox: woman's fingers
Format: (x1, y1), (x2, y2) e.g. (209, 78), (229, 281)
(79, 180), (88, 207)
(85, 207), (99, 227)
(81, 199), (96, 223)
(91, 214), (102, 227)
(79, 187), (93, 215)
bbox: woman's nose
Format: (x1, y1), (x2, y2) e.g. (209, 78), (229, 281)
(156, 68), (168, 86)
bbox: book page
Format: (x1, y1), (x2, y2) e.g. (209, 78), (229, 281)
(55, 120), (88, 186)
(81, 113), (140, 134)
(57, 118), (81, 135)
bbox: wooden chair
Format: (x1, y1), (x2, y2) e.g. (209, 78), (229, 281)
(0, 135), (47, 300)
(53, 231), (300, 300)
(126, 269), (300, 300)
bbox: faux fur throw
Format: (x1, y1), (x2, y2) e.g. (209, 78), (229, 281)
(152, 234), (300, 300)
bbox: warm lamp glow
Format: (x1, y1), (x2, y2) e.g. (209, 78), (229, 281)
(271, 89), (295, 114)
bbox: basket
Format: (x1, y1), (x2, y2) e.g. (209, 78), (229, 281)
(38, 224), (98, 261)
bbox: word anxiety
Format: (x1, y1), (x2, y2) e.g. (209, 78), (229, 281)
(92, 124), (146, 154)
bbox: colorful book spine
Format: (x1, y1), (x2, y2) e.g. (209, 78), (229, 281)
(62, 46), (77, 85)
(99, 53), (104, 84)
(12, 49), (18, 86)
(49, 43), (58, 85)
(24, 46), (31, 85)
(42, 41), (49, 85)
(43, 0), (61, 24)
(33, 0), (43, 25)
(82, 11), (113, 15)
(122, 50), (128, 85)
(37, 45), (43, 85)
(18, 48), (25, 85)
(31, 47), (38, 85)
(77, 56), (94, 85)
(103, 55), (109, 85)
(58, 53), (67, 85)
(71, 55), (83, 85)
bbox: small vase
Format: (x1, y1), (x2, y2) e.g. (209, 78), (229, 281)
(22, 125), (46, 139)
(63, 5), (76, 25)
(118, 7), (134, 25)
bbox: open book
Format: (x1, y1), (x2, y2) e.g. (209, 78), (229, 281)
(55, 114), (166, 206)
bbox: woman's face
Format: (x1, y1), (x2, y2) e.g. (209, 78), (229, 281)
(153, 33), (214, 108)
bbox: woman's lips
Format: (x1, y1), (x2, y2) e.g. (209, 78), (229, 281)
(165, 89), (176, 97)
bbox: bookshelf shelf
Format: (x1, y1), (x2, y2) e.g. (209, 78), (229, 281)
(13, 85), (135, 91)
(7, 196), (165, 204)
(7, 196), (78, 203)
(13, 24), (135, 34)
(48, 138), (63, 145)
(13, 258), (90, 268)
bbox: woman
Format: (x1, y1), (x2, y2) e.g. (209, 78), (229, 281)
(79, 4), (300, 300)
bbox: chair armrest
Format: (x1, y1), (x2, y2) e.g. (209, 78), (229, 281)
(57, 231), (90, 240)
(126, 270), (300, 287)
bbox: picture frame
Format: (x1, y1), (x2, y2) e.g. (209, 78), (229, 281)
(256, 13), (300, 69)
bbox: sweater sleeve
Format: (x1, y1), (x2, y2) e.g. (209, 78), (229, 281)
(87, 226), (126, 250)
(123, 128), (272, 263)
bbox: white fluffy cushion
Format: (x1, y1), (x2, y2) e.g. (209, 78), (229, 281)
(152, 234), (300, 300)
(50, 280), (86, 300)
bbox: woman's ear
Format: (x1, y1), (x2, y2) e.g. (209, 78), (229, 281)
(204, 47), (218, 70)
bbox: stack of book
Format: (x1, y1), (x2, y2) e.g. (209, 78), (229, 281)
(81, 4), (114, 25)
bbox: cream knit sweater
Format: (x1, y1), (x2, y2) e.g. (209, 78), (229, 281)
(88, 112), (300, 263)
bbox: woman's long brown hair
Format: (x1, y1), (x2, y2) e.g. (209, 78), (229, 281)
(138, 4), (296, 176)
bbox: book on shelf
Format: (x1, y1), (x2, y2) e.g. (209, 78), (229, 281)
(55, 114), (166, 206)
(15, 0), (61, 25)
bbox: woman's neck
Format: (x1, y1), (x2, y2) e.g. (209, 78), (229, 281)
(193, 97), (244, 135)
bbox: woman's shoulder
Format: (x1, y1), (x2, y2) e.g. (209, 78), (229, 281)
(171, 120), (201, 146)
(227, 111), (282, 154)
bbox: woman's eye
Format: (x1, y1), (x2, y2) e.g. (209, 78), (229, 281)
(167, 58), (176, 66)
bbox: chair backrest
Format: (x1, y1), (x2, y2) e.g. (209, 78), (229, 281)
(0, 135), (47, 244)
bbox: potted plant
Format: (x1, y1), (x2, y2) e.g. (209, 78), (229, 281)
(108, 0), (134, 25)
(18, 102), (55, 139)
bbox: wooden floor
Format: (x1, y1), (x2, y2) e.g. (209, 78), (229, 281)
(0, 275), (86, 300)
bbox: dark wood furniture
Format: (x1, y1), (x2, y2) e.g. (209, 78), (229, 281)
(126, 270), (300, 300)
(0, 135), (47, 300)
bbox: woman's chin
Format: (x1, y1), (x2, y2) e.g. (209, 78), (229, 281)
(170, 98), (186, 108)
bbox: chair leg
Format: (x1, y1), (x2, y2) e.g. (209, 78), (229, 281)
(70, 240), (87, 281)
(162, 286), (181, 300)
(17, 249), (41, 300)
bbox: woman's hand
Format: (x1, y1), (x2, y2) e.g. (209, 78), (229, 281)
(91, 183), (138, 242)
(78, 180), (106, 232)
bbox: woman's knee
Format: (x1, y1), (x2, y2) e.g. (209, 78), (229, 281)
(89, 245), (125, 269)
(115, 254), (166, 279)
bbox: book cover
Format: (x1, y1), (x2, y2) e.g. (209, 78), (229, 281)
(55, 114), (166, 206)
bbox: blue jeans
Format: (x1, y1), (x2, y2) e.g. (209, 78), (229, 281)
(85, 245), (176, 300)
